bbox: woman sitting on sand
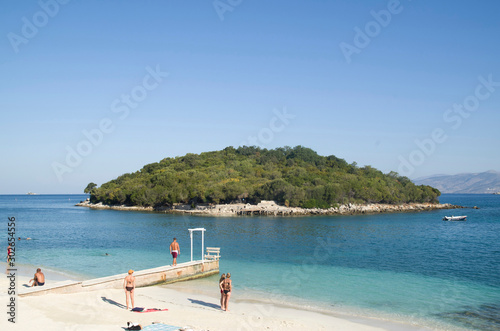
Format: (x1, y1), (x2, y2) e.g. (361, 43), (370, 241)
(219, 273), (226, 309)
(220, 273), (232, 311)
(123, 269), (136, 310)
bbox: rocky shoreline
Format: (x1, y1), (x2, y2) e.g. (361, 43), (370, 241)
(75, 199), (462, 216)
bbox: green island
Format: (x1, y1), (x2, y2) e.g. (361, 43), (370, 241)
(85, 146), (442, 210)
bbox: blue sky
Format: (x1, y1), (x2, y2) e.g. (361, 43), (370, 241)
(1, 0), (499, 194)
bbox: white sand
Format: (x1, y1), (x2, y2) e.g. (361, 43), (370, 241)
(0, 275), (429, 331)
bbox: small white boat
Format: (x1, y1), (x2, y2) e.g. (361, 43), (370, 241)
(442, 216), (467, 221)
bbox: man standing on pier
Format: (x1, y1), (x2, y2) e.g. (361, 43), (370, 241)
(170, 238), (180, 266)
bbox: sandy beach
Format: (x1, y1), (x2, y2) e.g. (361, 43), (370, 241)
(1, 271), (431, 331)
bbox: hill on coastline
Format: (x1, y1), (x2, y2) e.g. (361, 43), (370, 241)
(87, 146), (441, 208)
(413, 170), (500, 194)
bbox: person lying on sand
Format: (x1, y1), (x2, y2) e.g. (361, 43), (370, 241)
(125, 321), (142, 330)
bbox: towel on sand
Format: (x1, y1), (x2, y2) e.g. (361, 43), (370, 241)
(131, 307), (168, 313)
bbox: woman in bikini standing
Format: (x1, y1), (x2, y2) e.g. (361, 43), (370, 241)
(218, 273), (226, 309)
(7, 244), (12, 263)
(6, 244), (12, 274)
(123, 269), (136, 310)
(220, 273), (232, 311)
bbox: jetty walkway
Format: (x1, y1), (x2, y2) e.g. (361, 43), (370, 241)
(19, 259), (219, 297)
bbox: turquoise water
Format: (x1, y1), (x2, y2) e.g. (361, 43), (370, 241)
(1, 194), (499, 330)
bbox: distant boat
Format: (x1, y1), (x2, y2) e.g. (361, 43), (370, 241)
(27, 192), (37, 195)
(443, 216), (467, 221)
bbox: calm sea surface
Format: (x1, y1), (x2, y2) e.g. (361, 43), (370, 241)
(1, 194), (499, 330)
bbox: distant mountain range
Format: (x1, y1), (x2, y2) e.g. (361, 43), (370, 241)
(413, 170), (500, 194)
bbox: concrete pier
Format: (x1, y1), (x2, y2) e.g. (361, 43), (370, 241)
(19, 259), (219, 297)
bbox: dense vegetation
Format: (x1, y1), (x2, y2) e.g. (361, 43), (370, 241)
(87, 146), (440, 208)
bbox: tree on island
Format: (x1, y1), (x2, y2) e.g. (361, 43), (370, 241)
(87, 146), (441, 208)
(84, 182), (97, 194)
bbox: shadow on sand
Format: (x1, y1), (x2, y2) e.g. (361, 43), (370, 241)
(101, 296), (127, 309)
(188, 298), (220, 309)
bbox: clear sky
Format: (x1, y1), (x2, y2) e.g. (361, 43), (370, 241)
(1, 0), (499, 194)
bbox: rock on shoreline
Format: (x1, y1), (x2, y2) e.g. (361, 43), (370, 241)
(75, 199), (461, 216)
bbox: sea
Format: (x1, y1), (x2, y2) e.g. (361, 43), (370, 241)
(1, 194), (499, 330)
